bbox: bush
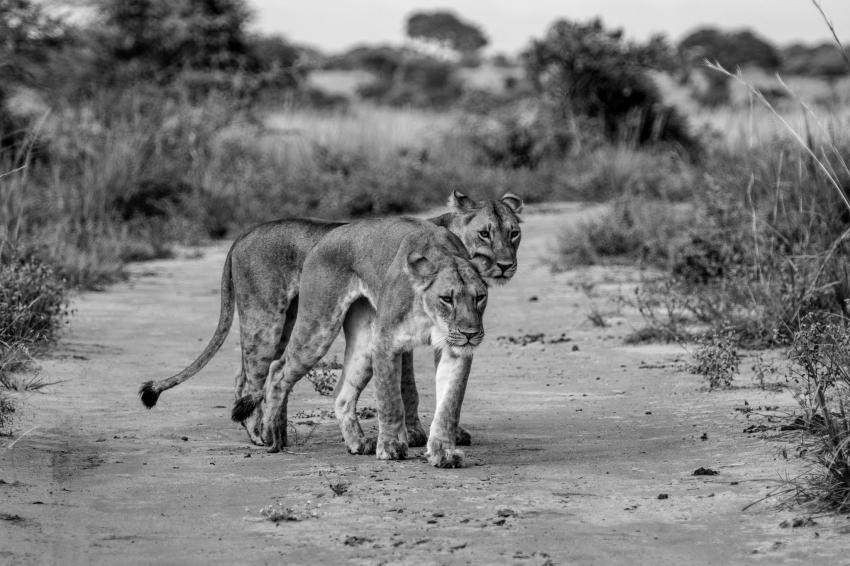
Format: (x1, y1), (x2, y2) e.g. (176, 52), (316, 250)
(552, 194), (696, 269)
(522, 18), (695, 151)
(785, 314), (850, 511)
(0, 390), (15, 435)
(358, 56), (464, 109)
(625, 117), (850, 348)
(688, 329), (740, 389)
(0, 242), (68, 390)
(0, 244), (68, 347)
(463, 100), (573, 169)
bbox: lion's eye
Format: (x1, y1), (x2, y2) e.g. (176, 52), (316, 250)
(438, 295), (453, 305)
(509, 230), (520, 240)
(476, 294), (487, 304)
(478, 229), (490, 240)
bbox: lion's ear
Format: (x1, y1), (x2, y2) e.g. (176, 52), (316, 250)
(405, 251), (438, 285)
(448, 190), (476, 212)
(500, 192), (524, 214)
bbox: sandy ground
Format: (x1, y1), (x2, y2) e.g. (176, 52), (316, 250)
(2, 204), (848, 565)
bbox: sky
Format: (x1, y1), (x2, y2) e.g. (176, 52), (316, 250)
(247, 0), (850, 54)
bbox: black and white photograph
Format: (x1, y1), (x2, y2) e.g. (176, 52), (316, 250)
(3, 0), (850, 563)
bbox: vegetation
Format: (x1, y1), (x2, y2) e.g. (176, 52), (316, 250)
(406, 10), (488, 57)
(785, 314), (850, 511)
(688, 329), (740, 389)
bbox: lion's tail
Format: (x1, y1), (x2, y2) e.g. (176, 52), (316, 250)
(139, 246), (236, 408)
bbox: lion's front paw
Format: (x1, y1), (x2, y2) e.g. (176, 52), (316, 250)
(455, 425), (472, 446)
(407, 423), (428, 447)
(347, 436), (377, 455)
(376, 438), (408, 460)
(426, 439), (464, 468)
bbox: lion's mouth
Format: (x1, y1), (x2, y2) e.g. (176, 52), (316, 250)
(487, 273), (513, 286)
(447, 332), (485, 348)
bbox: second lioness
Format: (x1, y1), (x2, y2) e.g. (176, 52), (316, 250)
(139, 191), (522, 446)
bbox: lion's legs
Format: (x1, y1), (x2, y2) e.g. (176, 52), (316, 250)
(371, 342), (409, 461)
(433, 348), (472, 446)
(334, 300), (377, 455)
(400, 352), (428, 447)
(262, 299), (346, 453)
(234, 305), (288, 446)
(426, 349), (472, 468)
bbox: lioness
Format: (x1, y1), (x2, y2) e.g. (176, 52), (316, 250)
(248, 218), (488, 466)
(139, 191), (522, 447)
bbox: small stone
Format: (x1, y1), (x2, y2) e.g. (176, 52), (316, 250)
(692, 467), (718, 476)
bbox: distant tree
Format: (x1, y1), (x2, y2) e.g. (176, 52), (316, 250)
(783, 42), (849, 80)
(405, 10), (488, 55)
(522, 18), (689, 148)
(677, 27), (780, 107)
(245, 34), (306, 88)
(679, 27), (781, 71)
(0, 0), (68, 149)
(0, 0), (67, 83)
(679, 27), (780, 71)
(332, 45), (406, 79)
(98, 0), (254, 75)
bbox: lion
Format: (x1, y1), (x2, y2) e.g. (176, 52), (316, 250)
(240, 217), (489, 467)
(139, 191), (522, 447)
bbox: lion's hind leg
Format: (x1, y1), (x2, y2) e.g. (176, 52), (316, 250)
(260, 280), (356, 452)
(233, 298), (295, 446)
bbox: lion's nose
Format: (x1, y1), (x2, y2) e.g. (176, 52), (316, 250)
(496, 261), (513, 275)
(461, 330), (479, 341)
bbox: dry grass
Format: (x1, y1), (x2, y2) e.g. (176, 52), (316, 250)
(262, 104), (463, 164)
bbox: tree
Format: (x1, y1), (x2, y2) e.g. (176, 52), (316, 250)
(405, 11), (487, 55)
(1, 0), (68, 150)
(678, 27), (780, 106)
(783, 42), (848, 81)
(245, 34), (306, 88)
(0, 0), (67, 83)
(98, 0), (254, 75)
(679, 27), (781, 71)
(522, 18), (687, 147)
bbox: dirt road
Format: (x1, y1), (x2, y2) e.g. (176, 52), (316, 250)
(2, 204), (845, 565)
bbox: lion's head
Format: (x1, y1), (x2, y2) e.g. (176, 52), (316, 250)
(404, 231), (489, 356)
(448, 190), (523, 286)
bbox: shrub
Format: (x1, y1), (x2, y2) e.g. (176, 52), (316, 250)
(522, 17), (695, 151)
(0, 244), (68, 347)
(688, 329), (740, 389)
(0, 242), (68, 391)
(785, 314), (850, 511)
(463, 100), (573, 169)
(552, 195), (695, 269)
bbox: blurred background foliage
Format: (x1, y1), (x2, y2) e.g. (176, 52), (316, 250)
(2, 0), (850, 346)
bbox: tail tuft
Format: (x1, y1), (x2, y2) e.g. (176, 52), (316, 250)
(232, 393), (261, 422)
(139, 381), (161, 408)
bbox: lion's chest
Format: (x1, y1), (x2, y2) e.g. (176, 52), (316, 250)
(390, 310), (434, 351)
